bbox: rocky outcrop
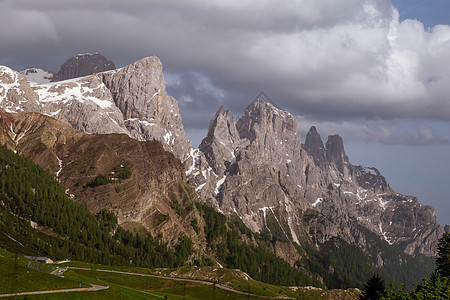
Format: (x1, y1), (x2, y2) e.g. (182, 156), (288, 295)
(99, 56), (191, 161)
(303, 126), (326, 167)
(52, 53), (115, 81)
(190, 101), (346, 247)
(301, 126), (443, 256)
(199, 106), (244, 176)
(33, 73), (127, 135)
(325, 134), (348, 174)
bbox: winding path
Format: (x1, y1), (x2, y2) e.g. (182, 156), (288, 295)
(0, 283), (109, 298)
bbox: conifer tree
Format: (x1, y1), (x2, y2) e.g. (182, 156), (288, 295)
(436, 232), (450, 278)
(359, 274), (387, 300)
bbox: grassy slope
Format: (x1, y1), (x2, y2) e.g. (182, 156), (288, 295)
(0, 248), (81, 294)
(0, 249), (360, 299)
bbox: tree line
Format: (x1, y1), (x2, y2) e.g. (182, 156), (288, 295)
(0, 145), (192, 268)
(359, 232), (450, 299)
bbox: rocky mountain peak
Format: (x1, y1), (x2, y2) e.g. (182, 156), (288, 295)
(52, 53), (115, 81)
(100, 56), (164, 120)
(99, 56), (191, 161)
(237, 99), (299, 143)
(0, 66), (41, 113)
(199, 106), (242, 175)
(303, 126), (326, 166)
(325, 134), (348, 173)
(2, 57), (444, 260)
(2, 56), (191, 162)
(235, 99), (302, 171)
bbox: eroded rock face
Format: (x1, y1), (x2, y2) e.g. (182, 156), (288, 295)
(99, 56), (191, 161)
(53, 53), (115, 81)
(32, 74), (126, 135)
(303, 126), (326, 167)
(199, 106), (244, 176)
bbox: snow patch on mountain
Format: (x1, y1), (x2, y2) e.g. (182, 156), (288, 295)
(20, 68), (53, 84)
(33, 78), (113, 109)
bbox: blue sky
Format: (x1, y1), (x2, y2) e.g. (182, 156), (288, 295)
(0, 0), (449, 225)
(394, 0), (450, 27)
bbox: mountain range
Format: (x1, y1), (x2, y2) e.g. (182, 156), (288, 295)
(0, 53), (445, 288)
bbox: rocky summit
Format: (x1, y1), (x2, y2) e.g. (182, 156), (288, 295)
(52, 53), (116, 81)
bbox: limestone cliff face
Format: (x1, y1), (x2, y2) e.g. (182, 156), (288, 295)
(0, 111), (200, 246)
(303, 126), (326, 167)
(301, 126), (443, 257)
(1, 56), (192, 163)
(236, 100), (306, 184)
(99, 56), (190, 161)
(190, 101), (349, 248)
(199, 106), (244, 176)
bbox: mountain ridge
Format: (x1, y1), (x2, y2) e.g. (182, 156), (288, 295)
(0, 53), (444, 288)
(1, 54), (443, 256)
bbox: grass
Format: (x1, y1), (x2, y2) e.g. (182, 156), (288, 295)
(0, 248), (81, 294)
(0, 249), (360, 299)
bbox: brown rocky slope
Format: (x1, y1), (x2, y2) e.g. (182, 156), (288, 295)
(0, 111), (200, 246)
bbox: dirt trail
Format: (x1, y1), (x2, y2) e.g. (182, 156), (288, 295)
(0, 283), (109, 298)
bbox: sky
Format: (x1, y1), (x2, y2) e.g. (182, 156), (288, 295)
(0, 0), (449, 225)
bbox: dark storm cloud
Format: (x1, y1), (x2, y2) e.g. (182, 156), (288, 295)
(1, 0), (450, 145)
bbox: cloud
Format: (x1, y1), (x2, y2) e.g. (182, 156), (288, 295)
(165, 71), (227, 130)
(297, 116), (450, 146)
(2, 0), (450, 145)
(0, 0), (58, 45)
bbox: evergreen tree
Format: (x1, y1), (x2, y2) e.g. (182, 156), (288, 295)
(436, 232), (450, 278)
(359, 274), (387, 300)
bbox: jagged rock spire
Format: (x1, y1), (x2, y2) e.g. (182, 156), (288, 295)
(304, 126), (326, 166)
(326, 134), (349, 173)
